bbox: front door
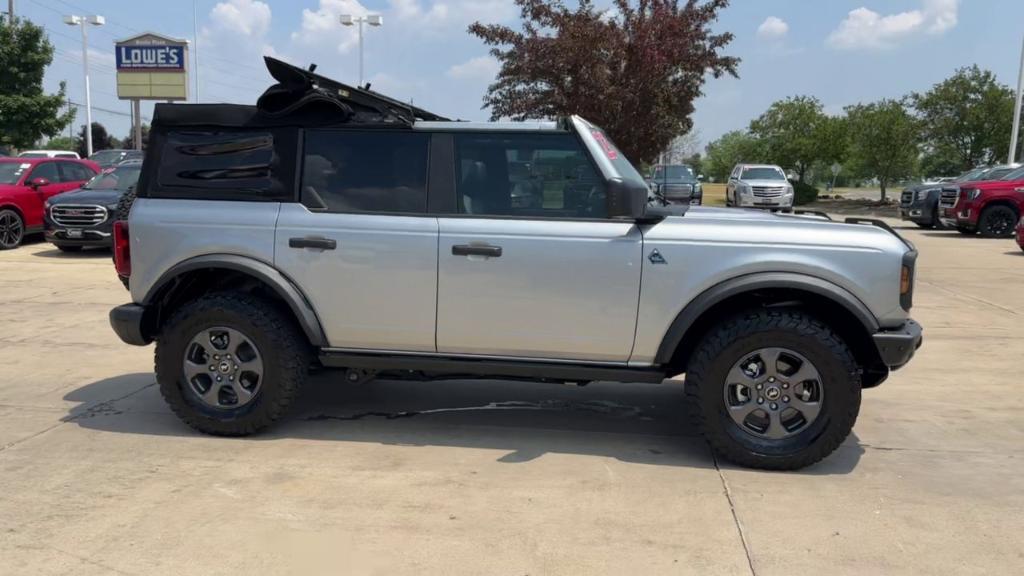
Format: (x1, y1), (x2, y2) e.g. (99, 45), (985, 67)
(436, 132), (643, 362)
(274, 129), (439, 352)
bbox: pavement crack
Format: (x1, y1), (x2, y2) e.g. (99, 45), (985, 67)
(713, 453), (757, 576)
(918, 279), (1018, 315)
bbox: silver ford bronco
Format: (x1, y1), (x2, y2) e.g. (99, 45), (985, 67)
(109, 58), (922, 470)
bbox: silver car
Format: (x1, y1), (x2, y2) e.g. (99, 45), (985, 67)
(107, 58), (922, 470)
(726, 164), (794, 209)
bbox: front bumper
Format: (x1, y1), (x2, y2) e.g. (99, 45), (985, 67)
(872, 320), (923, 369)
(43, 213), (114, 247)
(736, 195), (794, 209)
(899, 201), (935, 224)
(109, 303), (152, 346)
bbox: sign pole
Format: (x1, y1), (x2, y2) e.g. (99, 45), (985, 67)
(132, 99), (142, 150)
(1010, 34), (1024, 164)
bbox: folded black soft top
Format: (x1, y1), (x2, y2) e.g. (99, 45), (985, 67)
(153, 56), (449, 129)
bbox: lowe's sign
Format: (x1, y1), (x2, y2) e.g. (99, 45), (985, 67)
(116, 45), (185, 71)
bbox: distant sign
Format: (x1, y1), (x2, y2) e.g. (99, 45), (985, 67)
(116, 45), (185, 71)
(115, 33), (189, 101)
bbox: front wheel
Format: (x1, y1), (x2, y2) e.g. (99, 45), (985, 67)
(0, 209), (24, 250)
(978, 205), (1017, 238)
(685, 309), (861, 470)
(155, 293), (311, 436)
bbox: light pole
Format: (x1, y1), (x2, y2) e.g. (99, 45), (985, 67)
(339, 14), (382, 87)
(1010, 34), (1024, 164)
(63, 14), (105, 157)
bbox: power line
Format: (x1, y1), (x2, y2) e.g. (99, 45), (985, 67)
(68, 100), (150, 121)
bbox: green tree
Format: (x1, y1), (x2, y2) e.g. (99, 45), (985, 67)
(911, 66), (1015, 170)
(469, 0), (739, 164)
(122, 124), (150, 151)
(919, 144), (964, 178)
(44, 135), (77, 151)
(703, 130), (764, 181)
(844, 99), (919, 201)
(749, 96), (828, 182)
(0, 17), (75, 150)
(76, 122), (114, 157)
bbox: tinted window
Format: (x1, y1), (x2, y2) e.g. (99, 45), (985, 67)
(0, 162), (29, 184)
(29, 162), (59, 182)
(148, 129), (297, 202)
(83, 166), (141, 190)
(60, 162), (95, 182)
(653, 165), (695, 180)
(302, 131), (429, 213)
(454, 133), (605, 218)
(741, 166), (786, 180)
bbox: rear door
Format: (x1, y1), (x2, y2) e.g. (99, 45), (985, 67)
(435, 131), (643, 362)
(274, 129), (439, 352)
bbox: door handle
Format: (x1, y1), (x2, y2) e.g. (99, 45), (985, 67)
(452, 244), (502, 257)
(289, 236), (337, 250)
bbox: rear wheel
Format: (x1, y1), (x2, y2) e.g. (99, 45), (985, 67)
(978, 205), (1017, 238)
(0, 209), (24, 250)
(685, 309), (861, 470)
(155, 292), (311, 436)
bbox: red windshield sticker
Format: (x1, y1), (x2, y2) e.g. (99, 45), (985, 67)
(591, 130), (618, 160)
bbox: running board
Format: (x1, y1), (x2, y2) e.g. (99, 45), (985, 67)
(318, 351), (667, 384)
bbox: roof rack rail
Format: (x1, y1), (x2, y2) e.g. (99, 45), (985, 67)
(843, 217), (914, 250)
(791, 210), (833, 220)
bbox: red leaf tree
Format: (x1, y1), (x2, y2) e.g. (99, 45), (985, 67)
(469, 0), (738, 164)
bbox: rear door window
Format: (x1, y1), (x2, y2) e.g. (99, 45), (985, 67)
(29, 162), (59, 183)
(301, 130), (430, 214)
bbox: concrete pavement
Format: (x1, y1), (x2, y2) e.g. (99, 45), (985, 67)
(1, 223), (1022, 575)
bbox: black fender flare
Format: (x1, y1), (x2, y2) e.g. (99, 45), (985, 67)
(653, 272), (880, 364)
(143, 254), (326, 347)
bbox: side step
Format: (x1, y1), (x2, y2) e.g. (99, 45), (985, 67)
(318, 351), (667, 384)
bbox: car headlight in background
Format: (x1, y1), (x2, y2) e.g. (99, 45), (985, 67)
(966, 188), (982, 200)
(785, 185), (794, 195)
(738, 184), (751, 195)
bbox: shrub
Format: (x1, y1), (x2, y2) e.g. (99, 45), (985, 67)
(791, 179), (819, 205)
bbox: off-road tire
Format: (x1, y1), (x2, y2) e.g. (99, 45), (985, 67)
(155, 292), (311, 436)
(0, 209), (24, 250)
(685, 309), (862, 470)
(977, 205), (1018, 239)
(55, 244), (83, 253)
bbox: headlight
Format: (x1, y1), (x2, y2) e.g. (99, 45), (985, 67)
(785, 185), (794, 195)
(738, 184), (751, 195)
(966, 188), (982, 200)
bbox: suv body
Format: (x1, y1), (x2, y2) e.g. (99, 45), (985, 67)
(899, 167), (990, 229)
(44, 160), (142, 251)
(725, 164), (794, 209)
(0, 157), (100, 249)
(647, 164), (702, 206)
(108, 58), (922, 470)
(938, 165), (1024, 237)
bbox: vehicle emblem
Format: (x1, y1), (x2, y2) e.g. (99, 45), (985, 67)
(648, 249), (667, 265)
(67, 209), (83, 216)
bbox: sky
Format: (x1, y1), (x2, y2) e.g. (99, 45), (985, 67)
(19, 0), (1024, 151)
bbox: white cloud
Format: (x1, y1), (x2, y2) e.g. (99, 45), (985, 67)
(446, 55), (499, 81)
(209, 0), (272, 37)
(756, 16), (788, 41)
(827, 0), (959, 50)
(292, 0), (368, 53)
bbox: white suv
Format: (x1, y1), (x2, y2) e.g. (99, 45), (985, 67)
(726, 164), (794, 209)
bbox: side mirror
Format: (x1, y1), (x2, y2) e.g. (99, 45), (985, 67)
(30, 177), (50, 189)
(606, 178), (648, 220)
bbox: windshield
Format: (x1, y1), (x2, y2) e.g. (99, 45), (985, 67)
(653, 165), (695, 181)
(954, 168), (988, 182)
(980, 167), (1015, 181)
(741, 166), (786, 180)
(82, 165), (141, 190)
(18, 152), (47, 158)
(1000, 166), (1024, 180)
(0, 162), (30, 185)
(90, 150), (125, 164)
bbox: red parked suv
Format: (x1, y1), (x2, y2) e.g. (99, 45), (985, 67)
(0, 157), (100, 249)
(939, 165), (1024, 237)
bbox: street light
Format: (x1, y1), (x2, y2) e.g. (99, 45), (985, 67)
(63, 14), (105, 157)
(339, 14), (382, 87)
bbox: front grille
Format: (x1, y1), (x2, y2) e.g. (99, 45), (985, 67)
(900, 190), (913, 206)
(752, 186), (785, 197)
(938, 188), (960, 210)
(661, 183), (693, 197)
(50, 204), (107, 227)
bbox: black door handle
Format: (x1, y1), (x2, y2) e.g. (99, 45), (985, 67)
(289, 236), (337, 250)
(452, 244), (502, 257)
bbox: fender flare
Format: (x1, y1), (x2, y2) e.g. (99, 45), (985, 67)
(143, 254), (327, 347)
(653, 272), (879, 364)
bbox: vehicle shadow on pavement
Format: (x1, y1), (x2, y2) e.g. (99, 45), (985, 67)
(31, 248), (111, 259)
(63, 372), (862, 475)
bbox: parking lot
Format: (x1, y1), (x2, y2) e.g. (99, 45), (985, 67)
(1, 222), (1022, 575)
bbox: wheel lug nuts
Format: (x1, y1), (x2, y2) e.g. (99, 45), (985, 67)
(229, 376), (234, 381)
(234, 365), (239, 370)
(226, 354), (231, 359)
(756, 384), (763, 390)
(768, 377), (775, 383)
(770, 403), (778, 410)
(213, 355), (220, 360)
(757, 398), (764, 404)
(783, 396), (789, 403)
(216, 376), (222, 382)
(782, 383), (789, 389)
(209, 365), (215, 371)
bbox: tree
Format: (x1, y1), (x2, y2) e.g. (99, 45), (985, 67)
(703, 130), (764, 181)
(661, 129), (701, 164)
(122, 124), (150, 151)
(76, 122), (114, 157)
(748, 96), (829, 182)
(469, 0), (738, 164)
(45, 136), (77, 151)
(911, 66), (1015, 171)
(844, 99), (919, 201)
(919, 144), (963, 178)
(0, 17), (75, 150)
